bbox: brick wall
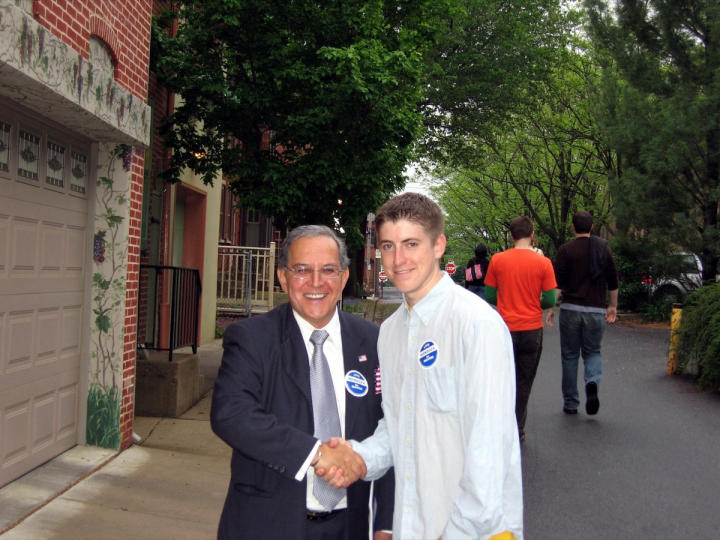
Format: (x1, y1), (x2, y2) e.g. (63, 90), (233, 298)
(120, 149), (145, 448)
(32, 0), (152, 99)
(32, 0), (152, 449)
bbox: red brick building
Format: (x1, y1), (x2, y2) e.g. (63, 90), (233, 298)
(0, 0), (152, 486)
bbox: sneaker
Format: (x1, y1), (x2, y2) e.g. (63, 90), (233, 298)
(586, 382), (599, 415)
(563, 407), (578, 415)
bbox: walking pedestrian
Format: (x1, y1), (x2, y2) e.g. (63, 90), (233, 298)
(554, 211), (619, 415)
(484, 216), (557, 442)
(465, 243), (489, 297)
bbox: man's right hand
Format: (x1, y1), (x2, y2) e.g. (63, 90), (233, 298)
(313, 438), (366, 488)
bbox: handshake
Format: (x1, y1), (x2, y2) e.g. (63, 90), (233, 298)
(312, 438), (367, 488)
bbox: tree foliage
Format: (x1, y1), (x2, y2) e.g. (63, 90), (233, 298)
(432, 46), (615, 265)
(586, 0), (720, 281)
(420, 0), (569, 165)
(152, 0), (444, 247)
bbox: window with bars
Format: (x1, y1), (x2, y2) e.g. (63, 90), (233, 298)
(18, 129), (40, 180)
(70, 151), (88, 194)
(0, 121), (10, 173)
(46, 141), (65, 188)
(0, 105), (90, 196)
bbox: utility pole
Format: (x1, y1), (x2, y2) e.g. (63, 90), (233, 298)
(364, 213), (376, 297)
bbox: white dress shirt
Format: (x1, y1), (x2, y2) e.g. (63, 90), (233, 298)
(353, 273), (524, 539)
(291, 308), (348, 511)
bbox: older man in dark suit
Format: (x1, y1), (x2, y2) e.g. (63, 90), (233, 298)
(211, 225), (393, 540)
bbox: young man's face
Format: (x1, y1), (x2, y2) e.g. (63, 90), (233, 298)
(377, 218), (446, 307)
(277, 235), (349, 328)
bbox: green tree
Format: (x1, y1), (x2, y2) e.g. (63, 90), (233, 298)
(432, 47), (615, 265)
(586, 0), (720, 281)
(152, 0), (444, 247)
(420, 0), (569, 165)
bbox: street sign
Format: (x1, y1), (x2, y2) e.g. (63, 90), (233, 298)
(445, 262), (456, 275)
(378, 270), (388, 283)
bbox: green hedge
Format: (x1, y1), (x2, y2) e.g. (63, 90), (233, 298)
(675, 283), (720, 391)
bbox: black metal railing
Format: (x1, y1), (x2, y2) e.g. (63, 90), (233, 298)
(138, 265), (202, 362)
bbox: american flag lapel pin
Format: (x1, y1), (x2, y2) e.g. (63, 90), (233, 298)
(358, 354), (367, 363)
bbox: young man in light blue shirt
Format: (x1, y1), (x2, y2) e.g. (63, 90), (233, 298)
(321, 193), (523, 539)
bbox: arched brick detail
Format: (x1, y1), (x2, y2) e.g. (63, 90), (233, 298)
(31, 0), (151, 100)
(89, 13), (121, 69)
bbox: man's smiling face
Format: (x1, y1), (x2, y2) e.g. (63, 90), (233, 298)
(277, 235), (349, 328)
(378, 218), (445, 307)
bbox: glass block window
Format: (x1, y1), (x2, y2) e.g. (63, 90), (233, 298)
(0, 121), (10, 173)
(70, 150), (87, 194)
(18, 129), (40, 180)
(46, 141), (65, 187)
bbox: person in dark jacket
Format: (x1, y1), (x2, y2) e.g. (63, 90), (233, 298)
(211, 225), (394, 540)
(554, 211), (619, 416)
(465, 243), (489, 297)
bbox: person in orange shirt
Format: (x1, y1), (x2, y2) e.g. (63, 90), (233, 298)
(485, 216), (557, 442)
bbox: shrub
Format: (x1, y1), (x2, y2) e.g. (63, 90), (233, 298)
(86, 384), (121, 448)
(675, 283), (720, 391)
(613, 252), (651, 311)
(638, 297), (673, 322)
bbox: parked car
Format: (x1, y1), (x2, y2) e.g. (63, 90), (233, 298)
(641, 252), (708, 304)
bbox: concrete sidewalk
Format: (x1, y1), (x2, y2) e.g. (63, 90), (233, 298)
(0, 339), (230, 539)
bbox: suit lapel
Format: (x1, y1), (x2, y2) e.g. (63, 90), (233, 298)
(280, 305), (313, 406)
(340, 312), (366, 438)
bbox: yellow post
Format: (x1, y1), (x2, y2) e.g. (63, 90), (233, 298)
(667, 304), (683, 375)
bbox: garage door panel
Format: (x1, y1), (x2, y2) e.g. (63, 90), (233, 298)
(1, 301), (84, 386)
(66, 225), (85, 273)
(5, 310), (33, 375)
(1, 176), (87, 216)
(61, 305), (82, 352)
(0, 107), (87, 487)
(10, 217), (38, 274)
(58, 383), (79, 439)
(2, 399), (31, 466)
(40, 221), (65, 272)
(33, 391), (56, 450)
(0, 213), (7, 272)
(36, 308), (60, 362)
(1, 374), (79, 484)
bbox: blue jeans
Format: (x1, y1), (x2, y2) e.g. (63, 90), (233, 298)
(559, 309), (605, 410)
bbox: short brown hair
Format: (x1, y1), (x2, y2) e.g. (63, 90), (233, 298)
(375, 192), (444, 240)
(572, 211), (593, 234)
(509, 216), (533, 240)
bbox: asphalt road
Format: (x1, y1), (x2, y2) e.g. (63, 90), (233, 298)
(522, 318), (720, 539)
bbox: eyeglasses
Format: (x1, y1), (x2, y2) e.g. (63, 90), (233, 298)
(285, 264), (343, 280)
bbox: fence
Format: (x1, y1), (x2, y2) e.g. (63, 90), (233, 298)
(217, 242), (276, 315)
(138, 265), (201, 362)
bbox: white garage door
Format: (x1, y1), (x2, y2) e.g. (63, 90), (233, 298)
(0, 104), (90, 487)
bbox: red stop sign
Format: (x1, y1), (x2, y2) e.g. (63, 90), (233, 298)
(445, 262), (456, 275)
(378, 270), (388, 282)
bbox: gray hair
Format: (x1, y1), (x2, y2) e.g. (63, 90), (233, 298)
(279, 225), (351, 269)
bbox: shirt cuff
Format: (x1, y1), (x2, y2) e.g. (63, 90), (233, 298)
(295, 440), (321, 481)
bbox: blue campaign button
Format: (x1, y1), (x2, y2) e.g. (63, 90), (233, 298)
(418, 341), (438, 368)
(345, 370), (368, 397)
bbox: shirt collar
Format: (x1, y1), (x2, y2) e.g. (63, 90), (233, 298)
(401, 272), (454, 325)
(292, 307), (342, 345)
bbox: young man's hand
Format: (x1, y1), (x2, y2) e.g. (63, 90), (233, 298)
(313, 438), (366, 487)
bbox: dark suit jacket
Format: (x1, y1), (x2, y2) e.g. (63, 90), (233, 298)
(211, 303), (394, 539)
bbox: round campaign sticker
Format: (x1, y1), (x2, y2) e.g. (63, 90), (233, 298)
(418, 341), (438, 368)
(345, 370), (368, 397)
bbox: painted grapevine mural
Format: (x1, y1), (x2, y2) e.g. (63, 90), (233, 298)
(86, 143), (133, 448)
